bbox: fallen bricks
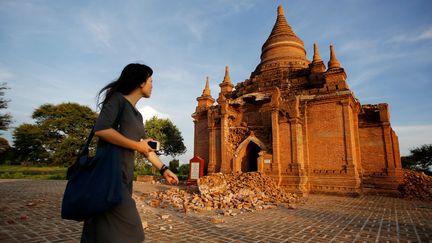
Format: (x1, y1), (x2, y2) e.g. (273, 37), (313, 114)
(398, 169), (432, 201)
(141, 172), (300, 215)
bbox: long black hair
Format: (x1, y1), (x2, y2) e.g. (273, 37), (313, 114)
(97, 63), (153, 109)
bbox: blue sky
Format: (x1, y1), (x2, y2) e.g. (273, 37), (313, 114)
(1, 0), (431, 163)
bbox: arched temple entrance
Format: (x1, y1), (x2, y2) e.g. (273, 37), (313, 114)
(233, 135), (268, 173)
(241, 142), (261, 172)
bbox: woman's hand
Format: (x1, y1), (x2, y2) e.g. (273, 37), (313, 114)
(142, 151), (178, 185)
(163, 169), (179, 185)
(135, 138), (154, 155)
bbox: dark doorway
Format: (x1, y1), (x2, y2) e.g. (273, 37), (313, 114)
(241, 142), (261, 172)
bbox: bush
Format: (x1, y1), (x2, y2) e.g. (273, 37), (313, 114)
(169, 159), (179, 173)
(48, 174), (66, 180)
(178, 164), (190, 176)
(0, 165), (67, 180)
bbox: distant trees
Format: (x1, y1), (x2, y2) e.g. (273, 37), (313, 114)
(13, 103), (97, 165)
(7, 102), (188, 171)
(0, 137), (11, 163)
(178, 163), (190, 176)
(0, 82), (13, 163)
(402, 144), (432, 175)
(13, 124), (49, 163)
(0, 82), (12, 133)
(144, 116), (186, 158)
(0, 137), (9, 154)
(169, 159), (179, 173)
(133, 117), (187, 176)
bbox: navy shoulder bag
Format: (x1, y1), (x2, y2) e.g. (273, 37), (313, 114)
(61, 102), (125, 221)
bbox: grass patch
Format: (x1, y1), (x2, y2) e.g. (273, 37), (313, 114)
(0, 165), (67, 180)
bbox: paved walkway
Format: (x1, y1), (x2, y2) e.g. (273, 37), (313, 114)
(0, 179), (431, 242)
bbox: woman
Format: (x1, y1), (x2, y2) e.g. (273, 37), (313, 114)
(81, 63), (179, 243)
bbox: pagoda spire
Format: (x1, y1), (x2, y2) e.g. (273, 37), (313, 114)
(202, 76), (211, 97)
(313, 43), (322, 62)
(309, 43), (326, 76)
(219, 66), (234, 94)
(269, 4), (298, 38)
(253, 4), (308, 75)
(222, 66), (232, 84)
(196, 76), (214, 109)
(328, 44), (341, 69)
(277, 4), (284, 16)
(323, 44), (348, 89)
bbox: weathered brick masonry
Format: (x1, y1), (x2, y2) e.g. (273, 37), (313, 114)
(192, 5), (403, 195)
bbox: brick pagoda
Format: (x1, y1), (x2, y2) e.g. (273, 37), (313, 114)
(192, 5), (403, 195)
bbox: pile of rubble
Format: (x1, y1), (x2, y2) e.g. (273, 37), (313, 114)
(398, 169), (432, 201)
(143, 172), (299, 214)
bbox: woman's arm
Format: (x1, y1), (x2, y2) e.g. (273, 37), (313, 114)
(95, 128), (152, 154)
(95, 128), (179, 185)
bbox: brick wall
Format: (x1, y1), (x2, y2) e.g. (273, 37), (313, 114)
(279, 122), (292, 167)
(194, 115), (210, 172)
(306, 101), (345, 170)
(359, 126), (386, 172)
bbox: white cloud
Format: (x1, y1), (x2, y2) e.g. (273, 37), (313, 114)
(156, 66), (196, 84)
(338, 40), (377, 54)
(393, 125), (432, 156)
(79, 13), (112, 48)
(137, 105), (170, 122)
(388, 26), (432, 44)
(418, 27), (432, 40)
(349, 67), (387, 87)
(0, 68), (14, 83)
(183, 17), (207, 42)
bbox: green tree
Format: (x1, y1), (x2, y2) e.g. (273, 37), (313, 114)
(13, 124), (49, 163)
(0, 137), (13, 164)
(169, 159), (179, 173)
(401, 155), (415, 169)
(0, 137), (9, 154)
(32, 103), (96, 149)
(178, 163), (190, 176)
(13, 103), (97, 165)
(144, 116), (186, 158)
(0, 82), (12, 132)
(402, 144), (432, 174)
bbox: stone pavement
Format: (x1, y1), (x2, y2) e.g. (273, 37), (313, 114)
(0, 179), (431, 243)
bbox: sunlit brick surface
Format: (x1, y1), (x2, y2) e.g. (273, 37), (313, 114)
(1, 180), (431, 242)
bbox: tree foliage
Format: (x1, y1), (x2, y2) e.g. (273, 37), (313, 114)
(13, 124), (49, 163)
(178, 163), (190, 176)
(13, 103), (97, 165)
(0, 82), (12, 132)
(144, 116), (186, 158)
(402, 144), (432, 173)
(0, 137), (13, 164)
(0, 137), (9, 153)
(169, 159), (179, 173)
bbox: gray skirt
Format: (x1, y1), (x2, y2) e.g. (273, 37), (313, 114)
(81, 183), (144, 243)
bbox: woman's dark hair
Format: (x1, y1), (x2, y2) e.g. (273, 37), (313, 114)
(97, 63), (153, 108)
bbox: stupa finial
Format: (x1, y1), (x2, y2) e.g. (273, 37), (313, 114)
(328, 44), (341, 69)
(223, 66), (232, 84)
(313, 43), (322, 62)
(202, 76), (211, 96)
(277, 4), (284, 16)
